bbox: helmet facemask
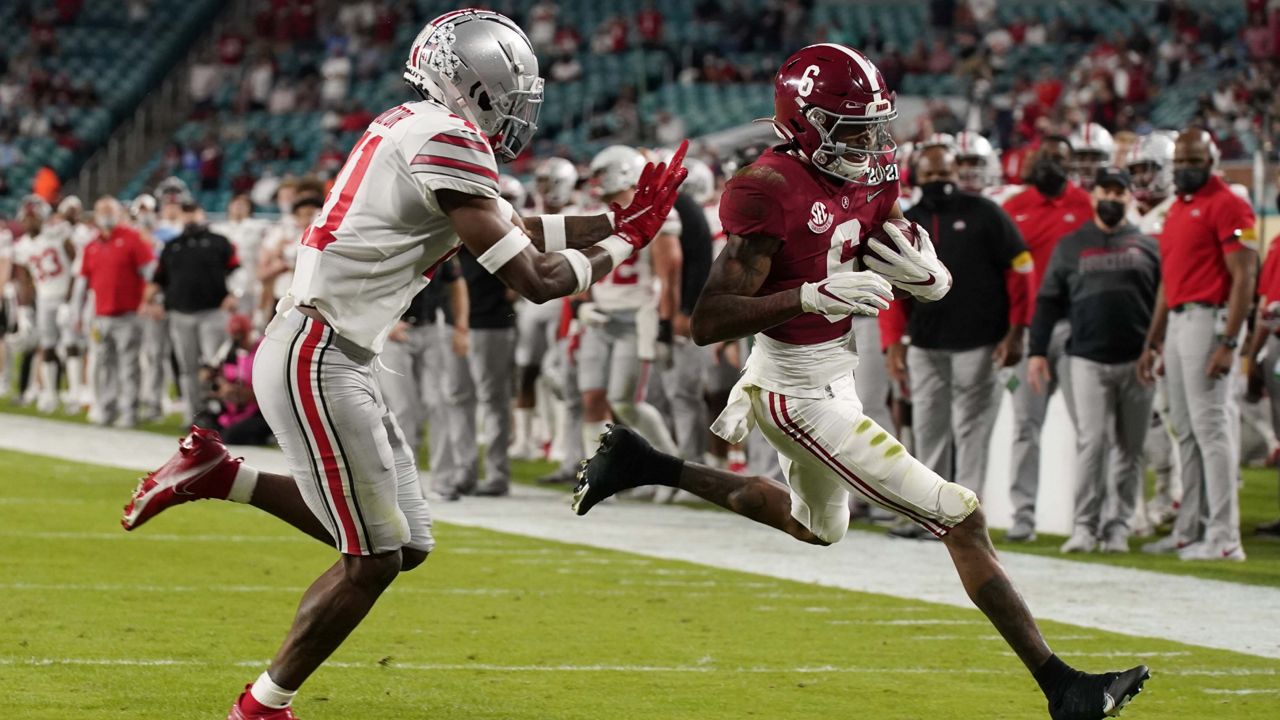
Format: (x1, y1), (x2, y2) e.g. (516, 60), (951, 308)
(487, 76), (544, 162)
(1127, 160), (1169, 207)
(1070, 150), (1109, 191)
(955, 156), (988, 192)
(803, 106), (897, 186)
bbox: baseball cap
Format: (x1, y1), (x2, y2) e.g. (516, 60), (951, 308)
(1094, 167), (1131, 191)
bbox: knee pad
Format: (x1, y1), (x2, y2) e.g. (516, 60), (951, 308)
(935, 480), (979, 527)
(791, 498), (849, 545)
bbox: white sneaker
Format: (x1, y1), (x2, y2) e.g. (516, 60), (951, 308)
(1141, 535), (1185, 555)
(1060, 529), (1097, 554)
(1179, 542), (1246, 562)
(1005, 521), (1037, 543)
(36, 394), (59, 414)
(1101, 529), (1130, 554)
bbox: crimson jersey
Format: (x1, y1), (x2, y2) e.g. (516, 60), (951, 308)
(719, 146), (900, 345)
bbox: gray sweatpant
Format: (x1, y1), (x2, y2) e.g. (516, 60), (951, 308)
(376, 322), (462, 496)
(1010, 319), (1075, 528)
(907, 344), (1000, 498)
(91, 313), (142, 425)
(447, 327), (515, 493)
(852, 316), (894, 432)
(663, 339), (709, 461)
(1069, 357), (1154, 537)
(1164, 306), (1241, 548)
(138, 314), (169, 418)
(168, 308), (227, 423)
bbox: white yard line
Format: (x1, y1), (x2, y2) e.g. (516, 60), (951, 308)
(3, 414), (1280, 660)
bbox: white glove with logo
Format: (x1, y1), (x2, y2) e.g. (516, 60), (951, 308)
(800, 271), (894, 319)
(864, 222), (952, 302)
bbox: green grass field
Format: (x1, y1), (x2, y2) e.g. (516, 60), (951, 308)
(3, 449), (1279, 719)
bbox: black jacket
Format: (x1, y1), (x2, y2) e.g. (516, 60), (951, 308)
(1029, 221), (1160, 364)
(154, 224), (237, 313)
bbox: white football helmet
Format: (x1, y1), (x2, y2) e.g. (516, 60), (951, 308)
(535, 157), (579, 209)
(681, 158), (715, 205)
(920, 132), (956, 151)
(1126, 131), (1176, 206)
(404, 9), (544, 162)
(498, 175), (527, 209)
(1068, 123), (1115, 190)
(589, 145), (645, 197)
(953, 131), (995, 191)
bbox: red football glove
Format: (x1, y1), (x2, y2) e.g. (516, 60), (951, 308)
(612, 139), (690, 250)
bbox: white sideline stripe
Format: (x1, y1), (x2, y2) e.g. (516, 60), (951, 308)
(3, 414), (1280, 659)
(0, 497), (89, 505)
(1202, 688), (1280, 695)
(0, 657), (1273, 677)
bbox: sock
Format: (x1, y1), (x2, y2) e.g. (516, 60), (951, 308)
(248, 671), (297, 710)
(66, 356), (83, 400)
(581, 420), (608, 459)
(1033, 654), (1076, 701)
(227, 464), (259, 504)
(513, 407), (532, 450)
(40, 360), (59, 404)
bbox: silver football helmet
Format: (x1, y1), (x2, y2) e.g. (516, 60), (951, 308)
(681, 157), (715, 205)
(498, 175), (527, 209)
(589, 145), (645, 197)
(1126, 131), (1176, 206)
(1068, 123), (1115, 190)
(953, 131), (995, 192)
(404, 9), (544, 162)
(535, 157), (579, 209)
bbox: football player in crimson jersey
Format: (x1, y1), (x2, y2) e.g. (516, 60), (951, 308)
(574, 44), (1148, 720)
(116, 10), (687, 719)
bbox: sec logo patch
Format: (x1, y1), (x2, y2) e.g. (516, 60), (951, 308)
(808, 200), (833, 234)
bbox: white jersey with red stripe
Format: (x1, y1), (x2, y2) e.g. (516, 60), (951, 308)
(705, 200), (727, 258)
(985, 183), (1024, 207)
(288, 100), (500, 353)
(14, 230), (74, 302)
(590, 209), (679, 314)
(1133, 195), (1176, 237)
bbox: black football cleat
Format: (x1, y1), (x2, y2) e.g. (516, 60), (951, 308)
(1049, 665), (1149, 719)
(572, 424), (669, 516)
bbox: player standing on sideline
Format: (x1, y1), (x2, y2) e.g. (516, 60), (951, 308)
(1138, 128), (1257, 561)
(1001, 136), (1094, 542)
(13, 203), (77, 414)
(1068, 123), (1115, 192)
(574, 44), (1148, 720)
(118, 10), (687, 718)
(880, 144), (1033, 540)
(578, 145), (683, 471)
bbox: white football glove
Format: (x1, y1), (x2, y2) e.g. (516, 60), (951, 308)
(800, 271), (893, 320)
(577, 301), (608, 327)
(864, 221), (952, 302)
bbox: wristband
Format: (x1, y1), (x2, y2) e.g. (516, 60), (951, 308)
(556, 249), (592, 295)
(477, 227), (532, 273)
(595, 234), (634, 267)
(657, 319), (673, 344)
(542, 214), (567, 252)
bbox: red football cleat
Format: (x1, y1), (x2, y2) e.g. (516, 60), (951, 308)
(122, 426), (242, 531)
(228, 685), (300, 719)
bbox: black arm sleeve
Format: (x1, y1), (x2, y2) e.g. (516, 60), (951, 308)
(673, 192), (713, 316)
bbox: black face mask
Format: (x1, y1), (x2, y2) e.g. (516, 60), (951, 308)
(1174, 166), (1210, 195)
(1029, 158), (1068, 197)
(1096, 199), (1126, 228)
(920, 180), (955, 204)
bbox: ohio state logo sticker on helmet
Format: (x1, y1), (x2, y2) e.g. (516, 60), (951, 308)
(807, 200), (833, 234)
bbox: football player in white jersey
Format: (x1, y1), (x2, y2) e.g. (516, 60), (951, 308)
(1068, 122), (1115, 191)
(512, 156), (579, 461)
(578, 144), (683, 475)
(13, 202), (77, 413)
(56, 195), (94, 408)
(119, 10), (687, 719)
(212, 193), (270, 317)
(0, 217), (15, 396)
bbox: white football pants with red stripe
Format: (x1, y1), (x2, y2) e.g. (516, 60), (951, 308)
(749, 373), (978, 543)
(254, 308), (435, 556)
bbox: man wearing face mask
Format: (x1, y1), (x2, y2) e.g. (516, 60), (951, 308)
(1028, 168), (1160, 554)
(1000, 135), (1095, 541)
(72, 196), (155, 427)
(1138, 128), (1258, 562)
(880, 145), (1033, 534)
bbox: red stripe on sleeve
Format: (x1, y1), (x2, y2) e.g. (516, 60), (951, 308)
(431, 132), (491, 153)
(410, 154), (499, 182)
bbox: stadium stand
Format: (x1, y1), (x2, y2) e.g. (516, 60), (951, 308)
(0, 0), (221, 216)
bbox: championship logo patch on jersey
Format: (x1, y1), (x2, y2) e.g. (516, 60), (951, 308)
(808, 200), (833, 234)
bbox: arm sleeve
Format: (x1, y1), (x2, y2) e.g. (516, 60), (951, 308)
(719, 177), (786, 239)
(878, 298), (910, 350)
(1027, 244), (1069, 356)
(407, 124), (501, 200)
(1214, 193), (1258, 255)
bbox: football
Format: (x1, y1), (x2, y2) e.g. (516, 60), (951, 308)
(858, 219), (925, 298)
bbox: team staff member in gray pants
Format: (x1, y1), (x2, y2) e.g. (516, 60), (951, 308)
(146, 199), (240, 426)
(662, 191), (714, 463)
(1138, 129), (1258, 562)
(1029, 168), (1160, 555)
(881, 145), (1033, 540)
(1000, 136), (1095, 541)
(376, 259), (469, 498)
(450, 248), (516, 496)
(74, 197), (154, 427)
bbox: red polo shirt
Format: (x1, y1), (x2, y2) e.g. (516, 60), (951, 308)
(1159, 175), (1256, 307)
(1258, 237), (1280, 303)
(80, 225), (154, 317)
(1002, 183), (1094, 295)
